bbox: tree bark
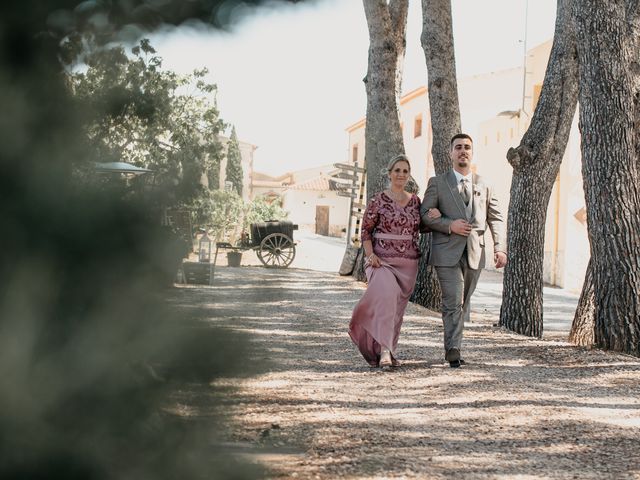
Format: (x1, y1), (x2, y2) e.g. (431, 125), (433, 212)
(420, 0), (462, 173)
(352, 0), (408, 282)
(569, 258), (595, 346)
(410, 0), (461, 310)
(499, 0), (578, 338)
(362, 0), (408, 200)
(573, 0), (640, 356)
(410, 234), (442, 310)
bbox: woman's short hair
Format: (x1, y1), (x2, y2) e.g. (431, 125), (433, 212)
(386, 154), (411, 172)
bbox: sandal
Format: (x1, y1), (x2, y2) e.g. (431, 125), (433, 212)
(379, 349), (392, 368)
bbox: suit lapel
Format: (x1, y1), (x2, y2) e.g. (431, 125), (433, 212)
(471, 173), (485, 223)
(446, 169), (467, 217)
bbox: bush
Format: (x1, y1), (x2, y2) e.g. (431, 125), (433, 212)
(243, 196), (289, 230)
(192, 193), (289, 244)
(192, 189), (244, 242)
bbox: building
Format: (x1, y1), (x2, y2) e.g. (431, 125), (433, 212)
(250, 164), (351, 238)
(345, 39), (589, 291)
(282, 169), (350, 237)
(345, 70), (527, 196)
(251, 171), (294, 203)
(476, 40), (588, 291)
(346, 87), (435, 197)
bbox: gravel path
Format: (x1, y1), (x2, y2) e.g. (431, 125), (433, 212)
(170, 265), (640, 479)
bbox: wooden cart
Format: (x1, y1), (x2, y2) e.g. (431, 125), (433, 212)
(215, 220), (298, 269)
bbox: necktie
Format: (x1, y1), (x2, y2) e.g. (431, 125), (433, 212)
(460, 179), (471, 205)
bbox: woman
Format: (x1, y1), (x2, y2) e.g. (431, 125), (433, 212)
(348, 154), (423, 368)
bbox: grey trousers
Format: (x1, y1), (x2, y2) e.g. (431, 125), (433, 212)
(435, 254), (481, 359)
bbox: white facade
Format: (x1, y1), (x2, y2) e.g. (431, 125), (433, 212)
(283, 187), (350, 238)
(346, 87), (434, 196)
(282, 167), (351, 238)
(251, 165), (351, 238)
(399, 87), (434, 192)
(476, 40), (588, 291)
(458, 67), (524, 164)
(251, 172), (293, 202)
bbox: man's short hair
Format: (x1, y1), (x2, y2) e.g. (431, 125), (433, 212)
(450, 133), (473, 148)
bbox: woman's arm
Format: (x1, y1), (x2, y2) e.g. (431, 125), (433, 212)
(361, 196), (382, 268)
(363, 239), (381, 268)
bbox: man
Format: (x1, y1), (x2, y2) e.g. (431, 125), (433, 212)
(421, 133), (507, 368)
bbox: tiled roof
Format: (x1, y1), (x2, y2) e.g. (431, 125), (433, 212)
(289, 175), (331, 191)
(253, 171), (293, 182)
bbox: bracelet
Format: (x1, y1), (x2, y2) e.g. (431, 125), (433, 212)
(367, 254), (375, 262)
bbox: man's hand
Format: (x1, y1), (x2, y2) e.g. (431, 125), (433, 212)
(494, 251), (507, 269)
(450, 219), (472, 236)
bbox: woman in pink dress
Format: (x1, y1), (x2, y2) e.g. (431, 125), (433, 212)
(349, 154), (425, 368)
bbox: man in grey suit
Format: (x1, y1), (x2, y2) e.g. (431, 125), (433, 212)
(421, 133), (507, 368)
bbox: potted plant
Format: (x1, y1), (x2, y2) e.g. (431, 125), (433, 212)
(226, 250), (242, 267)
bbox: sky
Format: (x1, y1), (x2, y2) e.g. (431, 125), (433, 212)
(152, 0), (557, 176)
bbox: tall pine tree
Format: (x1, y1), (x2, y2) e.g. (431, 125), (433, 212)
(208, 155), (221, 191)
(225, 127), (244, 196)
(499, 0), (578, 338)
(410, 0), (462, 310)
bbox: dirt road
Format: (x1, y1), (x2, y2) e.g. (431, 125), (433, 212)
(172, 265), (640, 479)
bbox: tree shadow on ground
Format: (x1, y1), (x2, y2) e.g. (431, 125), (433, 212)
(166, 266), (640, 479)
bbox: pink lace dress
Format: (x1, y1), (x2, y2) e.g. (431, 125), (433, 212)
(348, 192), (421, 366)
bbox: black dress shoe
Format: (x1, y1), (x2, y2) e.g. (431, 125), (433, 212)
(459, 359), (466, 365)
(445, 347), (460, 362)
(449, 359), (461, 368)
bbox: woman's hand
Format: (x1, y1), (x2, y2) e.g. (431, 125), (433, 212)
(427, 208), (442, 219)
(366, 252), (382, 268)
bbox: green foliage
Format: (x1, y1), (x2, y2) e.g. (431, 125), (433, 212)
(225, 126), (244, 195)
(194, 189), (245, 241)
(0, 7), (273, 479)
(208, 156), (221, 191)
(244, 195), (289, 230)
(192, 191), (289, 244)
(68, 37), (226, 209)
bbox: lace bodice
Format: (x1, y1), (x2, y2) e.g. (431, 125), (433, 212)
(361, 192), (421, 259)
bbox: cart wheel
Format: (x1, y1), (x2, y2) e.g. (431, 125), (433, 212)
(258, 233), (296, 268)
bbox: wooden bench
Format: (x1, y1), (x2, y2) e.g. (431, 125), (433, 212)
(181, 261), (214, 285)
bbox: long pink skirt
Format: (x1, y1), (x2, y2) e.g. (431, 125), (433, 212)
(348, 256), (419, 366)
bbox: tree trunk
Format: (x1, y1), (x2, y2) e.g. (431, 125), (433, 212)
(352, 0), (408, 282)
(410, 0), (461, 310)
(420, 0), (462, 173)
(410, 234), (442, 310)
(573, 0), (640, 356)
(569, 258), (595, 346)
(362, 0), (408, 200)
(499, 0), (578, 338)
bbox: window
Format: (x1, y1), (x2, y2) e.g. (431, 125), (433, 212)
(497, 131), (501, 142)
(510, 128), (514, 139)
(414, 115), (423, 138)
(352, 144), (358, 163)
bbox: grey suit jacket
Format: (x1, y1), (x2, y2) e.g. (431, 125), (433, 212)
(420, 169), (506, 270)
